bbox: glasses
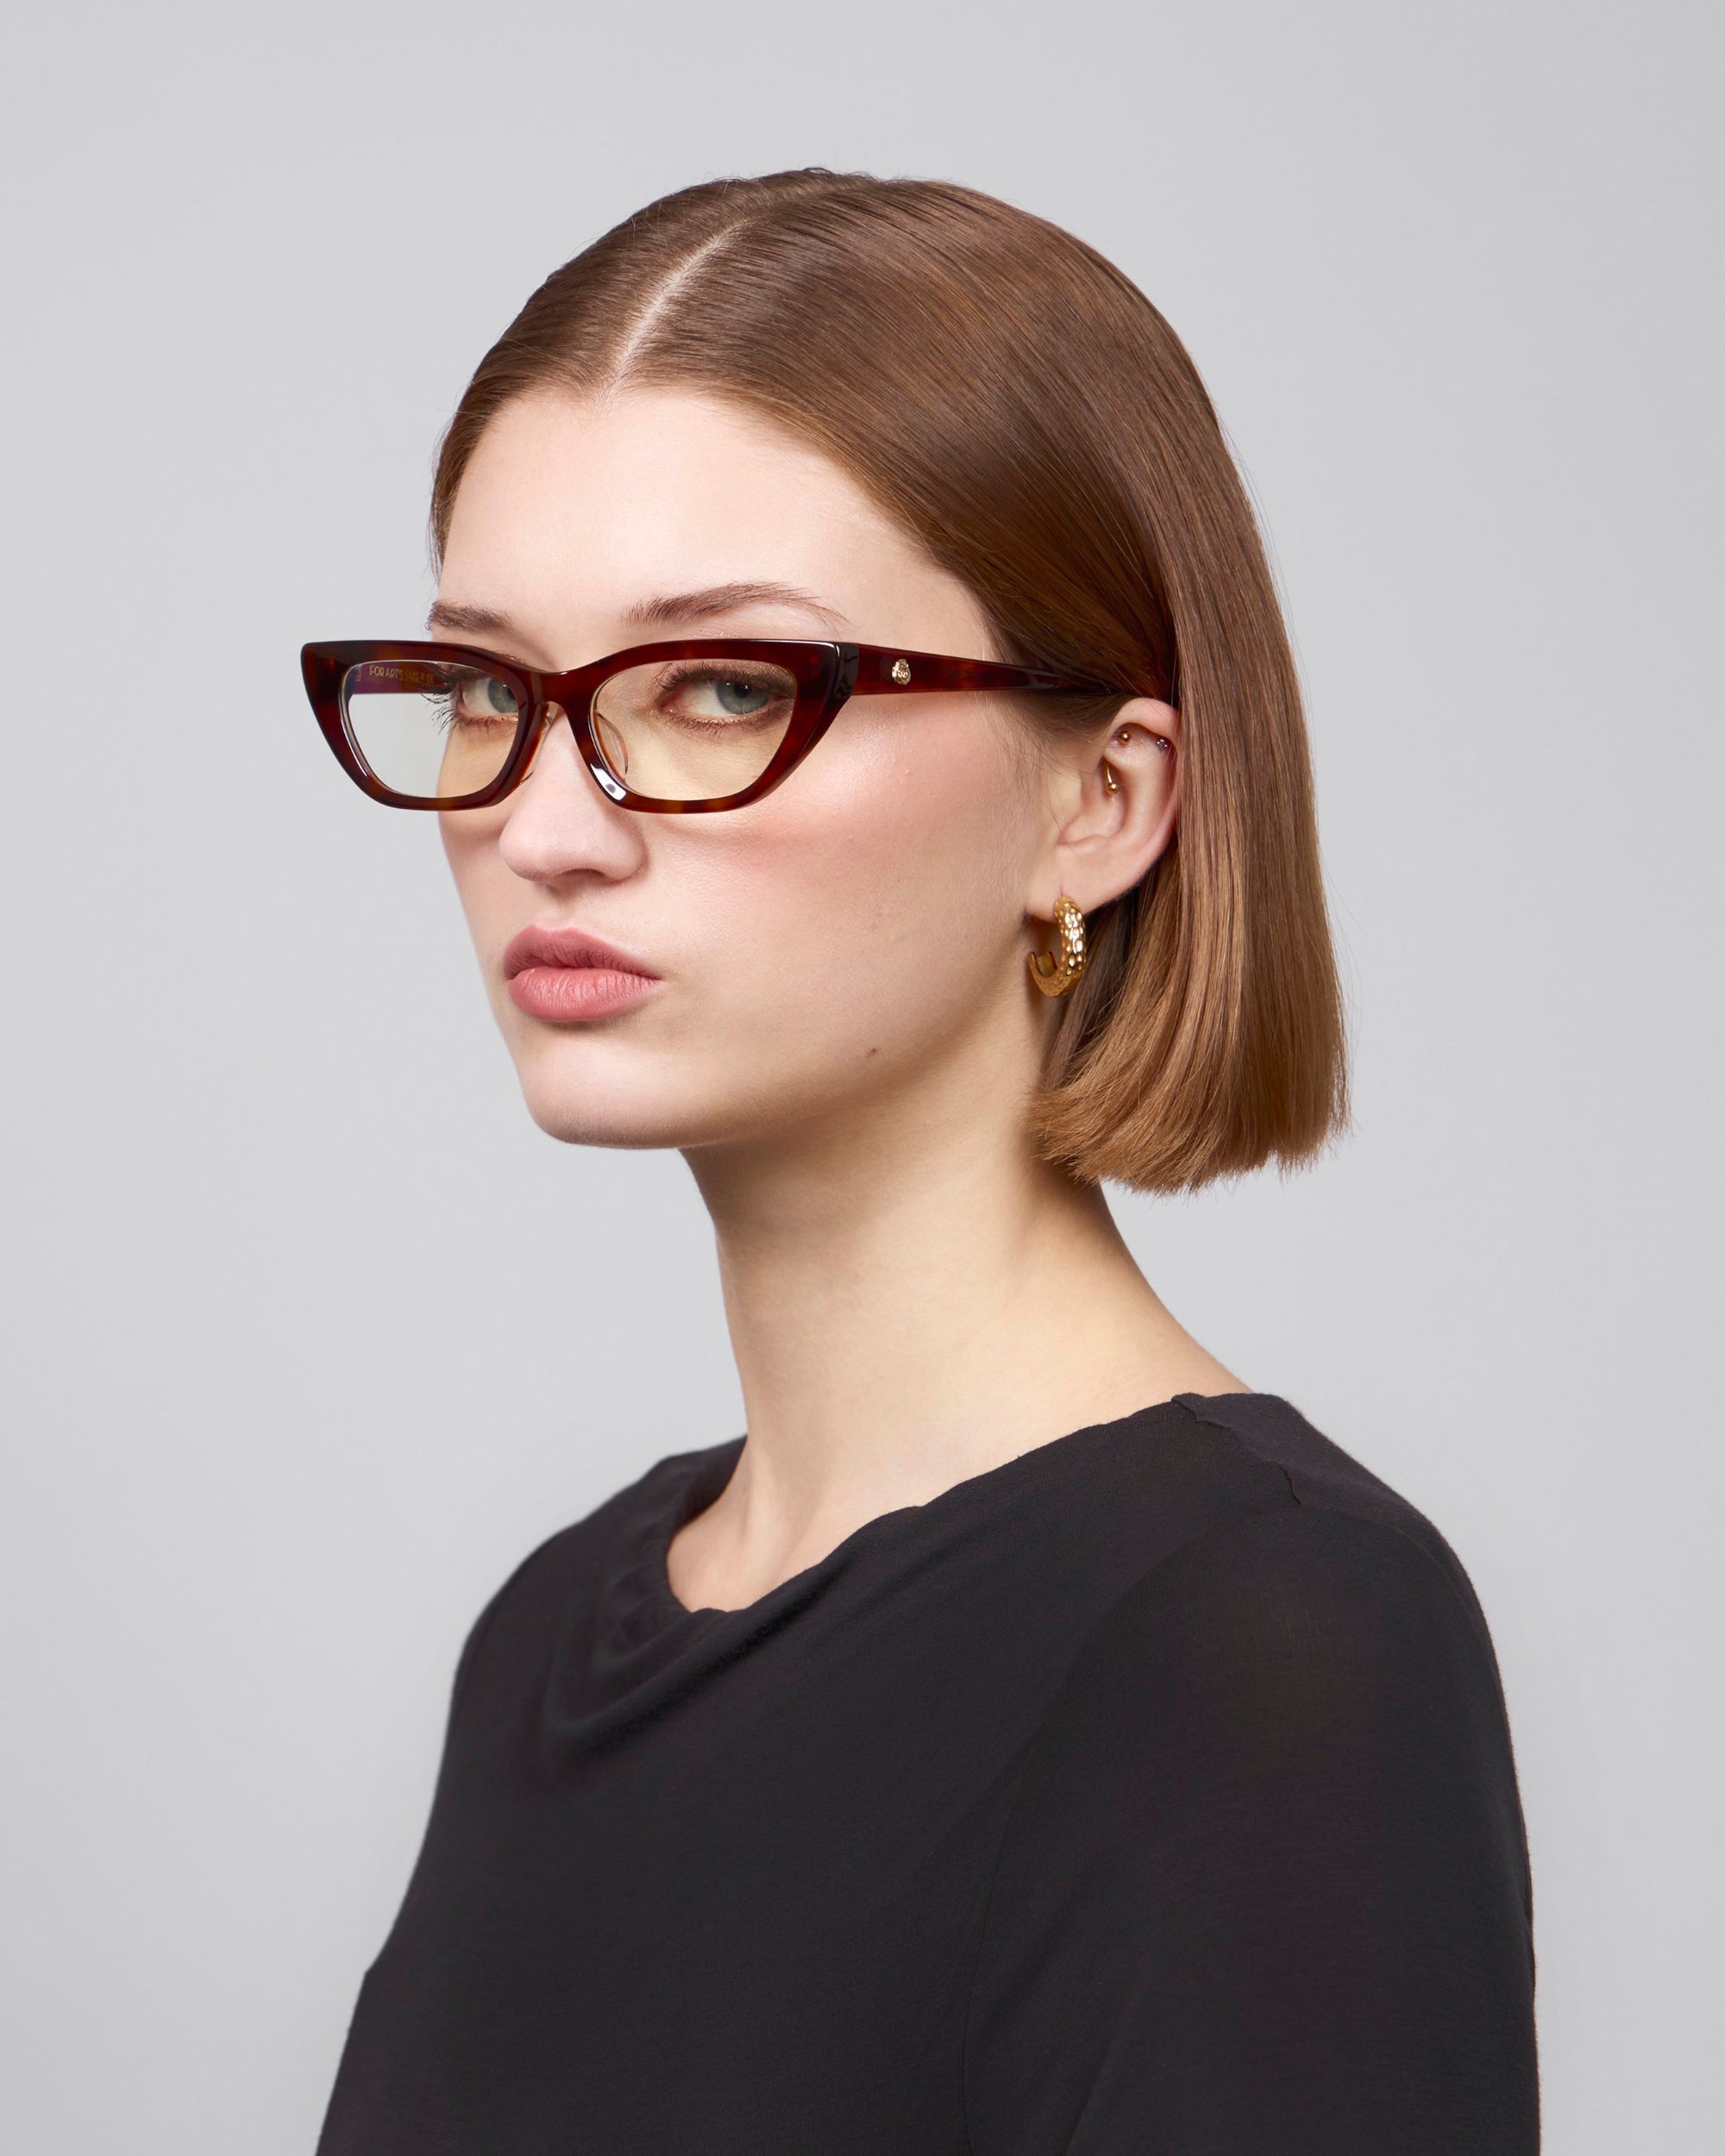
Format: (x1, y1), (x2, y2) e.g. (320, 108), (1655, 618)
(300, 637), (1106, 814)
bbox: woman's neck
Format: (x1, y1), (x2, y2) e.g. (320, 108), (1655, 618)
(673, 1052), (1245, 1614)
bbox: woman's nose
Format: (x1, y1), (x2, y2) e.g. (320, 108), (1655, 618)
(496, 705), (649, 885)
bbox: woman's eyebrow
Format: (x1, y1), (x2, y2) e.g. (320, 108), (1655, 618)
(423, 583), (853, 655)
(624, 582), (852, 631)
(426, 599), (516, 636)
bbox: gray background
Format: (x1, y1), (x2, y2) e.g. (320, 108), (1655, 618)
(3, 2), (1718, 2148)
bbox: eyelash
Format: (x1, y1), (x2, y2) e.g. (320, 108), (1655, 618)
(424, 689), (518, 732)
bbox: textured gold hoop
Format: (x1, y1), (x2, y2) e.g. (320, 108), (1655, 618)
(1028, 896), (1087, 998)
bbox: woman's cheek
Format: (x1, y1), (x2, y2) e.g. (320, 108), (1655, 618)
(710, 732), (1022, 1059)
(440, 805), (513, 951)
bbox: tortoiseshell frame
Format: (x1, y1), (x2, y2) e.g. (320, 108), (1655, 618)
(300, 638), (1103, 814)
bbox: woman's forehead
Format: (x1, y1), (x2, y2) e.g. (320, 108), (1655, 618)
(438, 387), (986, 667)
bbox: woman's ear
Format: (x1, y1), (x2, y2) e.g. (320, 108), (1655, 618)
(1027, 697), (1180, 918)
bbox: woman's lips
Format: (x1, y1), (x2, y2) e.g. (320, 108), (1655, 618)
(502, 925), (661, 1024)
(508, 966), (659, 1021)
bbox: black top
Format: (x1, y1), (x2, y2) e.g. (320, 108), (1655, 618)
(317, 1393), (1539, 2154)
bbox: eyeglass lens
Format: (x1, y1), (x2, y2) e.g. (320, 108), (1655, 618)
(589, 656), (800, 801)
(342, 661), (524, 800)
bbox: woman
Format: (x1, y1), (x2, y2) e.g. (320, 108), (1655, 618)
(303, 171), (1538, 2153)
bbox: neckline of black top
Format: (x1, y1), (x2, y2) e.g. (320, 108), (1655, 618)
(570, 1390), (1281, 1759)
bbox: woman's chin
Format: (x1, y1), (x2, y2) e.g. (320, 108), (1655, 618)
(519, 1086), (693, 1152)
(514, 1065), (764, 1154)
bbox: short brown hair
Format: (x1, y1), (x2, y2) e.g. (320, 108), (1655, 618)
(431, 171), (1348, 1192)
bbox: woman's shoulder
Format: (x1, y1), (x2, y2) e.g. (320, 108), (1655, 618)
(988, 1391), (1534, 1942)
(1044, 1389), (1520, 1757)
(1154, 1389), (1501, 1658)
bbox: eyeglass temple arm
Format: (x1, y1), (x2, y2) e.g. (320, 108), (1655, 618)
(843, 645), (1101, 698)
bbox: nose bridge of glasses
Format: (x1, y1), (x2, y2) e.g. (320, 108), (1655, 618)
(518, 691), (631, 807)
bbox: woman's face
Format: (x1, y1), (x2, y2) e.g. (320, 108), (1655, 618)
(436, 388), (1090, 1154)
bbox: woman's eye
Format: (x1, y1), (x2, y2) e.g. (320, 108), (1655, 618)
(660, 668), (792, 726)
(449, 673), (520, 724)
(712, 677), (772, 717)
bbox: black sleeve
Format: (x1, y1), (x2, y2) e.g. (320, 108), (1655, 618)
(963, 1506), (1538, 2154)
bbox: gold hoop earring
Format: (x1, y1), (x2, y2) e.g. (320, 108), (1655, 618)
(1028, 896), (1087, 999)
